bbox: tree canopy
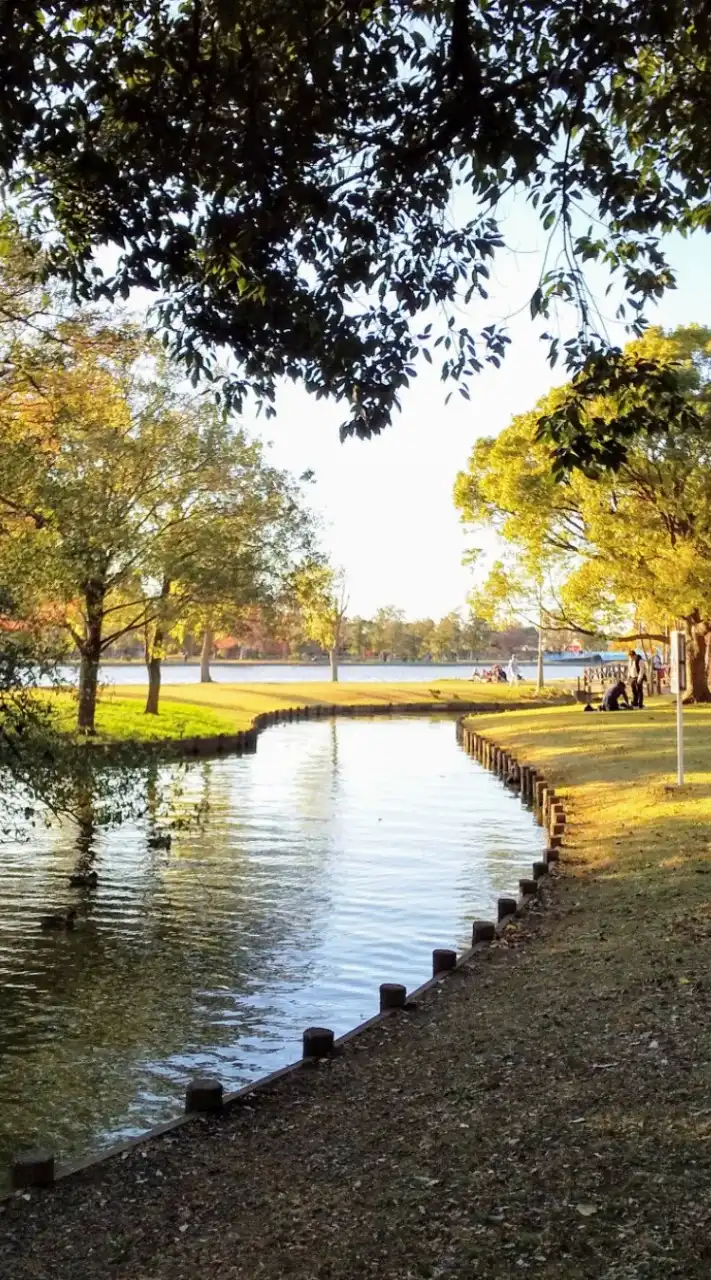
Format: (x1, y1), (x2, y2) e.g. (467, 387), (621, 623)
(455, 325), (711, 698)
(293, 562), (349, 682)
(0, 259), (316, 728)
(2, 2), (711, 440)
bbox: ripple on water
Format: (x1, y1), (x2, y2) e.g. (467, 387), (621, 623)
(0, 717), (545, 1176)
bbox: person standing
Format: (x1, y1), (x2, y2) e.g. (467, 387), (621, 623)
(506, 653), (520, 683)
(635, 651), (648, 707)
(627, 649), (641, 707)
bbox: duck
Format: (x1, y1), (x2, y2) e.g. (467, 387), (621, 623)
(69, 871), (98, 888)
(40, 908), (77, 931)
(147, 833), (172, 850)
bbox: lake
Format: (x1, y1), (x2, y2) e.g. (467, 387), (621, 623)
(68, 660), (586, 686)
(0, 715), (545, 1180)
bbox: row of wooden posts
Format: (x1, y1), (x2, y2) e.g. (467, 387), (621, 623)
(9, 715), (566, 1194)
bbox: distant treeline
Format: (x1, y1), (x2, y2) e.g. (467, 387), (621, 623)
(100, 608), (547, 664)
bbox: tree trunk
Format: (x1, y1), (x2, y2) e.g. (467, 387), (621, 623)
(200, 626), (214, 683)
(330, 646), (339, 682)
(145, 626), (163, 715)
(77, 587), (104, 733)
(536, 622), (545, 691)
(684, 614), (711, 702)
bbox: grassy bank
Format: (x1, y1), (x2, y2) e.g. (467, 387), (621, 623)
(3, 696), (711, 1277)
(469, 697), (711, 881)
(54, 678), (571, 741)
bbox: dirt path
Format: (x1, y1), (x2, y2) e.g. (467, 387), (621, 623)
(2, 705), (711, 1278)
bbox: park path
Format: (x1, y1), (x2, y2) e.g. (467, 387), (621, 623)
(2, 720), (711, 1278)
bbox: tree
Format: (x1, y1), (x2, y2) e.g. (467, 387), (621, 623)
(0, 592), (164, 838)
(294, 564), (349, 682)
(139, 430), (315, 705)
(3, 3), (711, 439)
(456, 327), (711, 700)
(431, 611), (463, 661)
(401, 618), (436, 662)
(460, 610), (490, 661)
(0, 316), (292, 730)
(467, 564), (552, 689)
(344, 616), (374, 661)
(370, 607), (407, 661)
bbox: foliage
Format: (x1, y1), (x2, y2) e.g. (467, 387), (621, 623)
(293, 562), (349, 679)
(0, 260), (316, 724)
(537, 344), (707, 477)
(3, 3), (711, 439)
(456, 326), (711, 696)
(140, 419), (316, 701)
(0, 614), (149, 837)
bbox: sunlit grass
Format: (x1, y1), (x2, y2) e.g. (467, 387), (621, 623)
(43, 677), (570, 741)
(112, 678), (569, 734)
(465, 698), (711, 881)
(48, 691), (238, 741)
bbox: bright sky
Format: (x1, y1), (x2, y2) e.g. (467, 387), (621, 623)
(240, 216), (711, 621)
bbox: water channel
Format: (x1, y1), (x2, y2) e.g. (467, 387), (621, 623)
(0, 716), (545, 1180)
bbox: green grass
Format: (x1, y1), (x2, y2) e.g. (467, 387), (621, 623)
(49, 691), (239, 741)
(112, 678), (570, 736)
(46, 677), (571, 742)
(465, 695), (710, 880)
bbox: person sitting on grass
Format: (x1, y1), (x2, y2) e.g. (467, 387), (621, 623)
(601, 679), (630, 711)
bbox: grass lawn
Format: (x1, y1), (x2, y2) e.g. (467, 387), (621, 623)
(99, 677), (570, 738)
(49, 691), (240, 742)
(467, 695), (710, 882)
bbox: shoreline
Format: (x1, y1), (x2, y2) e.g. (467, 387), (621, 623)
(51, 680), (574, 749)
(60, 657), (587, 669)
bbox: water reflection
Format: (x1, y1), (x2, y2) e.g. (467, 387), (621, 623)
(0, 717), (545, 1177)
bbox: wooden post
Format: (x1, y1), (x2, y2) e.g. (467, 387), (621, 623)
(472, 920), (496, 944)
(11, 1150), (55, 1190)
(519, 878), (537, 898)
(303, 1027), (335, 1058)
(185, 1077), (224, 1114)
(532, 860), (548, 880)
(379, 983), (407, 1011)
(498, 896), (517, 922)
(432, 948), (457, 976)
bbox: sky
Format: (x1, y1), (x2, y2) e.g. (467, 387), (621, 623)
(238, 210), (711, 622)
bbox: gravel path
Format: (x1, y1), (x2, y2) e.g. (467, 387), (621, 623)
(2, 750), (711, 1277)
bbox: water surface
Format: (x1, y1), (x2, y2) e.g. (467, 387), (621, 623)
(0, 717), (545, 1176)
(62, 660), (584, 685)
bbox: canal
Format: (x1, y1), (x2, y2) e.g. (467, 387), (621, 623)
(0, 716), (545, 1178)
